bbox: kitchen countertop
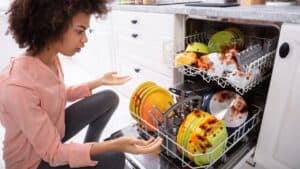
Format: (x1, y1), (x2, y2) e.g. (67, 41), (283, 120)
(112, 4), (300, 24)
(2, 4), (300, 24)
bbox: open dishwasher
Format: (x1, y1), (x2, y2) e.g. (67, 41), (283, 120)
(113, 16), (300, 169)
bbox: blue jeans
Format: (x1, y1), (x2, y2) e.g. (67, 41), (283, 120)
(37, 90), (125, 169)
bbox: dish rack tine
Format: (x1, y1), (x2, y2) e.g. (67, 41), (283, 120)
(148, 96), (202, 130)
(148, 107), (161, 127)
(164, 95), (202, 118)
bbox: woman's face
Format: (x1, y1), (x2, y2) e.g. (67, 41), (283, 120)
(58, 12), (91, 56)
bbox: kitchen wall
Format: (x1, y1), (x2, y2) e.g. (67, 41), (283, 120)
(0, 14), (24, 70)
(0, 0), (10, 10)
(0, 3), (21, 166)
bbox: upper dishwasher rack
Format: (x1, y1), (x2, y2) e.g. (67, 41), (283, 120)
(175, 32), (278, 95)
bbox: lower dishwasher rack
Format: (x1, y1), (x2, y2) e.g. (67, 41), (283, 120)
(126, 96), (262, 169)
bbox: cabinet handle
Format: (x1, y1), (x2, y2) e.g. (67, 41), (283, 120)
(134, 68), (141, 73)
(131, 20), (138, 24)
(131, 34), (138, 38)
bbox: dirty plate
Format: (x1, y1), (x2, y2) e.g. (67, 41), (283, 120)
(208, 90), (248, 128)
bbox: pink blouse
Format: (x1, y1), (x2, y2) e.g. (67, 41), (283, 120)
(0, 56), (98, 169)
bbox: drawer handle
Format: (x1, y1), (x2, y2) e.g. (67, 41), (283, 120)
(131, 20), (138, 24)
(279, 42), (289, 58)
(131, 34), (138, 38)
(134, 68), (141, 73)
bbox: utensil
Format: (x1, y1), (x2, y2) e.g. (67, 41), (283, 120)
(214, 100), (234, 120)
(208, 90), (249, 128)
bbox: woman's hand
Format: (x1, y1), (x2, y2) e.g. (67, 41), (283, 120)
(113, 136), (163, 154)
(90, 136), (163, 156)
(87, 72), (131, 91)
(99, 72), (131, 86)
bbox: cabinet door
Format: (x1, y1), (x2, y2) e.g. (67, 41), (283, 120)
(115, 30), (173, 76)
(112, 11), (176, 38)
(72, 16), (114, 77)
(254, 23), (300, 169)
(115, 58), (172, 98)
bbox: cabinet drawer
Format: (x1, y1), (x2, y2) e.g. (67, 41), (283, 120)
(112, 11), (175, 37)
(115, 32), (173, 76)
(118, 52), (172, 77)
(115, 58), (172, 98)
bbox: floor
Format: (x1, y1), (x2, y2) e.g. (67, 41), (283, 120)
(0, 57), (134, 168)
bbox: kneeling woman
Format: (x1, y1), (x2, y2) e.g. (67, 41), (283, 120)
(0, 0), (162, 169)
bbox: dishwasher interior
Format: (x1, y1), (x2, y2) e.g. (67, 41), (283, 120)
(116, 18), (280, 169)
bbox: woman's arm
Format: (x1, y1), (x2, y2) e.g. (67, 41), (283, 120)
(90, 137), (162, 156)
(65, 72), (130, 102)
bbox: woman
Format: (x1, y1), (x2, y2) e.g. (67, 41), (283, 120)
(0, 0), (162, 169)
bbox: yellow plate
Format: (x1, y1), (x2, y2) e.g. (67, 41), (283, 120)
(180, 110), (209, 156)
(135, 85), (159, 124)
(177, 111), (198, 152)
(186, 117), (227, 165)
(132, 83), (157, 121)
(129, 81), (156, 113)
(184, 112), (211, 160)
(129, 82), (156, 121)
(133, 84), (156, 121)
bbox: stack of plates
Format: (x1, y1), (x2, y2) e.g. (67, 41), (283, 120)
(176, 109), (228, 165)
(129, 81), (174, 131)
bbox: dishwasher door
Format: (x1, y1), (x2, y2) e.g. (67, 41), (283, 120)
(253, 23), (300, 169)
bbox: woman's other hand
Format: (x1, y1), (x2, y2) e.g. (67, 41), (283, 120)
(99, 72), (131, 86)
(87, 71), (131, 91)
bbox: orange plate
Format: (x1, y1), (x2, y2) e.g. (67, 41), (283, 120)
(129, 82), (156, 121)
(140, 86), (174, 131)
(135, 85), (159, 124)
(133, 84), (156, 121)
(135, 85), (158, 121)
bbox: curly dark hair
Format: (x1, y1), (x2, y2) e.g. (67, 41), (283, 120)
(7, 0), (112, 55)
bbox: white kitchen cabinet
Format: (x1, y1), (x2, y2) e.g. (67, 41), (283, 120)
(253, 23), (300, 169)
(115, 57), (172, 98)
(112, 10), (185, 97)
(112, 11), (177, 38)
(116, 30), (173, 76)
(71, 14), (114, 77)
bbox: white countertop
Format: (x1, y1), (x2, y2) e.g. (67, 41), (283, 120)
(112, 4), (300, 24)
(2, 3), (300, 24)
